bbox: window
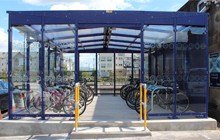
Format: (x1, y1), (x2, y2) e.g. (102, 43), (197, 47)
(119, 64), (123, 66)
(101, 57), (106, 62)
(119, 57), (123, 60)
(101, 63), (106, 68)
(19, 58), (23, 65)
(107, 57), (112, 62)
(107, 63), (112, 68)
(118, 53), (123, 56)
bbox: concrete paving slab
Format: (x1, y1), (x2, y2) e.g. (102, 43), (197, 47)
(80, 95), (138, 121)
(71, 127), (151, 139)
(0, 130), (220, 140)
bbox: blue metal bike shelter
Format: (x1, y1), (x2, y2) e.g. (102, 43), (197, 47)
(7, 10), (209, 120)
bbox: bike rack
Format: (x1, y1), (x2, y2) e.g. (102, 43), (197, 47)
(74, 82), (80, 131)
(140, 83), (147, 130)
(151, 87), (173, 111)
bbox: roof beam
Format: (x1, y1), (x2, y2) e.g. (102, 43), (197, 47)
(45, 27), (75, 33)
(110, 39), (140, 45)
(68, 24), (85, 50)
(111, 33), (139, 38)
(103, 27), (112, 49)
(126, 32), (141, 50)
(79, 43), (103, 48)
(109, 43), (140, 49)
(53, 35), (75, 41)
(80, 39), (103, 43)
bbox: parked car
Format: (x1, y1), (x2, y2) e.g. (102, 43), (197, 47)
(0, 80), (9, 111)
(186, 68), (207, 103)
(0, 79), (24, 112)
(0, 80), (8, 93)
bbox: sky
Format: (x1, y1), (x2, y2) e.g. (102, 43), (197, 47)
(0, 0), (188, 52)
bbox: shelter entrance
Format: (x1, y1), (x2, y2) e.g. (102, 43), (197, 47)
(7, 10), (208, 121)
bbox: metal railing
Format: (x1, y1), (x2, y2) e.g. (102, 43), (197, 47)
(140, 83), (147, 130)
(74, 83), (80, 131)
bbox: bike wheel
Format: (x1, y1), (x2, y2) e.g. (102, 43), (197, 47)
(169, 92), (189, 113)
(85, 85), (94, 105)
(120, 84), (129, 100)
(134, 94), (140, 114)
(121, 85), (134, 100)
(25, 93), (41, 114)
(62, 94), (87, 116)
(126, 89), (138, 110)
(25, 92), (51, 114)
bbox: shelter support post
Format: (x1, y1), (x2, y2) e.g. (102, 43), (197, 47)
(8, 21), (13, 120)
(54, 47), (57, 84)
(114, 52), (116, 96)
(74, 26), (79, 83)
(172, 25), (177, 119)
(26, 39), (31, 107)
(140, 27), (144, 83)
(48, 46), (50, 77)
(131, 53), (134, 81)
(205, 19), (209, 118)
(39, 24), (45, 120)
(95, 53), (98, 96)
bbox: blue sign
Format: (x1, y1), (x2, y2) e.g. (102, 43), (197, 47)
(210, 53), (220, 87)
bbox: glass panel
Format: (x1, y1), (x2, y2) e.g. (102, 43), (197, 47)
(44, 24), (76, 117)
(176, 26), (207, 115)
(79, 28), (104, 35)
(11, 25), (41, 115)
(111, 36), (135, 41)
(112, 28), (140, 35)
(82, 41), (103, 46)
(144, 25), (174, 117)
(108, 46), (127, 50)
(80, 36), (103, 41)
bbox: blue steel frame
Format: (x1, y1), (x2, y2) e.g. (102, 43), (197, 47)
(7, 10), (208, 119)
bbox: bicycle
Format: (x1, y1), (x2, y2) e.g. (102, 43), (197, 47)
(134, 80), (189, 114)
(24, 84), (87, 116)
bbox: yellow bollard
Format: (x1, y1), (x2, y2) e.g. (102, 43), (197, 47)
(74, 83), (80, 131)
(143, 84), (147, 130)
(139, 84), (143, 121)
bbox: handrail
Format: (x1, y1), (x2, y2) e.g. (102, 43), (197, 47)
(74, 82), (80, 131)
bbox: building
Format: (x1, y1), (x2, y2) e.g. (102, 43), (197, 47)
(179, 0), (220, 121)
(98, 53), (142, 79)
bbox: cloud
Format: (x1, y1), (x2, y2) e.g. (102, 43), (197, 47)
(130, 0), (151, 3)
(50, 0), (132, 10)
(22, 0), (75, 5)
(169, 3), (183, 11)
(0, 28), (8, 52)
(23, 0), (134, 10)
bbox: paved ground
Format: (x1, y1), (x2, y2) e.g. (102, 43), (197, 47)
(80, 95), (138, 121)
(0, 130), (220, 140)
(2, 95), (219, 139)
